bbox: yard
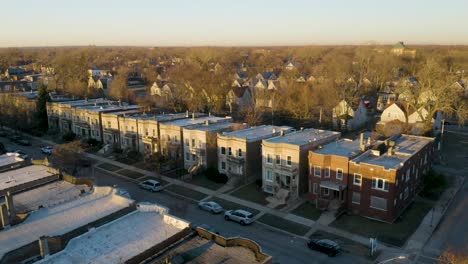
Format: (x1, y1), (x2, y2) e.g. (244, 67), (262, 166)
(258, 213), (310, 236)
(117, 169), (145, 179)
(185, 173), (224, 191)
(97, 163), (122, 172)
(164, 185), (208, 201)
(230, 182), (268, 205)
(211, 197), (260, 215)
(440, 131), (468, 170)
(330, 200), (434, 247)
(290, 201), (322, 221)
(310, 230), (379, 260)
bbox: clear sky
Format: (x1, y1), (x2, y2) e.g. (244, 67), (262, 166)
(1, 0), (467, 47)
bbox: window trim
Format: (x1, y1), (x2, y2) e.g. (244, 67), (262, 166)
(353, 173), (362, 186)
(266, 154), (272, 164)
(265, 170), (273, 182)
(286, 156), (292, 166)
(371, 178), (389, 192)
(336, 168), (343, 180)
(324, 167), (330, 178)
(314, 166), (321, 178)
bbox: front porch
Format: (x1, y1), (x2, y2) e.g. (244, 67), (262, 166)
(316, 181), (347, 211)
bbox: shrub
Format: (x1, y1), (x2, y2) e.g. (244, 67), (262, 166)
(205, 167), (228, 184)
(256, 179), (262, 189)
(420, 170), (447, 199)
(86, 138), (100, 147)
(62, 131), (76, 142)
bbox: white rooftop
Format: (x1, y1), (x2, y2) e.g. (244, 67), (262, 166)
(0, 165), (54, 192)
(130, 112), (193, 121)
(184, 119), (234, 132)
(0, 153), (24, 167)
(351, 134), (434, 169)
(220, 125), (293, 142)
(74, 104), (140, 113)
(0, 187), (133, 258)
(13, 181), (91, 213)
(161, 116), (228, 128)
(265, 128), (341, 146)
(38, 203), (190, 264)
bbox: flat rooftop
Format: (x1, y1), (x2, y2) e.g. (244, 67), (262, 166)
(0, 165), (55, 192)
(184, 120), (234, 132)
(13, 181), (91, 213)
(101, 109), (142, 117)
(128, 112), (192, 121)
(153, 232), (265, 264)
(161, 116), (228, 128)
(265, 128), (341, 146)
(314, 133), (381, 158)
(52, 98), (114, 106)
(0, 153), (24, 167)
(0, 187), (133, 259)
(351, 135), (434, 169)
(38, 203), (189, 264)
(74, 104), (140, 113)
(220, 125), (293, 142)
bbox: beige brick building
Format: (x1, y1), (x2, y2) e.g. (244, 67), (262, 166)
(217, 125), (293, 182)
(262, 129), (340, 199)
(101, 109), (143, 146)
(183, 120), (246, 172)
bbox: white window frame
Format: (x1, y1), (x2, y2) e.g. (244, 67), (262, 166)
(323, 188), (329, 196)
(265, 170), (273, 182)
(325, 167), (330, 178)
(238, 148), (242, 157)
(353, 173), (362, 186)
(266, 154), (272, 164)
(314, 166), (321, 177)
(371, 178), (389, 192)
(286, 156), (292, 166)
(221, 147), (226, 155)
(336, 168), (343, 180)
(275, 154), (281, 165)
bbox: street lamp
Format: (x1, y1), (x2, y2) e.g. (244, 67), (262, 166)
(378, 255), (407, 264)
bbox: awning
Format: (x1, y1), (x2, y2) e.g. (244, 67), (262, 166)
(320, 181), (346, 191)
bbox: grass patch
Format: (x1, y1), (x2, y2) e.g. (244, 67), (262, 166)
(441, 132), (468, 170)
(310, 230), (379, 260)
(118, 169), (145, 179)
(330, 201), (433, 247)
(291, 201), (322, 221)
(258, 213), (310, 236)
(211, 197), (260, 215)
(138, 176), (169, 186)
(186, 173), (224, 190)
(230, 182), (268, 205)
(97, 163), (121, 172)
(165, 185), (208, 201)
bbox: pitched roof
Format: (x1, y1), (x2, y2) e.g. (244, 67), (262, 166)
(393, 41), (407, 49)
(232, 86), (249, 98)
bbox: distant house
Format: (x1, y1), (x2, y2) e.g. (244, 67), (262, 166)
(380, 102), (408, 123)
(332, 99), (369, 131)
(284, 60), (301, 71)
(88, 67), (109, 78)
(295, 74), (316, 83)
(256, 72), (277, 81)
(380, 102), (442, 133)
(391, 42), (416, 58)
(226, 87), (252, 112)
(377, 85), (398, 112)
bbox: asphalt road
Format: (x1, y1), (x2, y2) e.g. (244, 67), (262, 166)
(0, 135), (49, 160)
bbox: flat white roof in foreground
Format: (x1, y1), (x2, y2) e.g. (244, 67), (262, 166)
(0, 153), (23, 167)
(0, 165), (54, 192)
(0, 187), (133, 259)
(39, 203), (190, 264)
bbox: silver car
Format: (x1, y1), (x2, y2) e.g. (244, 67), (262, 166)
(139, 180), (163, 192)
(198, 201), (223, 214)
(224, 209), (254, 225)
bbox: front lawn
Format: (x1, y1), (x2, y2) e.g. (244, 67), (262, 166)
(186, 173), (224, 190)
(97, 162), (121, 172)
(290, 201), (322, 221)
(165, 185), (208, 201)
(330, 201), (433, 247)
(118, 169), (145, 179)
(230, 182), (268, 205)
(258, 213), (310, 236)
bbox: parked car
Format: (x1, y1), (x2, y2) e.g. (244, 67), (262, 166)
(41, 146), (53, 155)
(139, 180), (163, 192)
(198, 201), (223, 214)
(307, 239), (340, 257)
(15, 150), (29, 160)
(224, 209), (254, 225)
(17, 139), (31, 146)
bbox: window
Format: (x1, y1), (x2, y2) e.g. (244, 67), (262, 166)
(287, 156), (292, 166)
(275, 155), (281, 165)
(192, 139), (195, 146)
(336, 169), (343, 180)
(403, 187), (409, 200)
(353, 174), (362, 186)
(352, 192), (361, 204)
(152, 129), (156, 136)
(228, 147), (232, 156)
(185, 152), (190, 161)
(314, 166), (321, 177)
(371, 178), (389, 191)
(238, 149), (242, 157)
(221, 147), (226, 155)
(145, 128), (149, 136)
(265, 170), (273, 182)
(266, 154), (272, 164)
(313, 183), (318, 194)
(185, 139), (189, 146)
(406, 169), (410, 182)
(370, 196), (387, 211)
(221, 162), (226, 170)
(325, 167), (330, 178)
(323, 188), (329, 196)
(107, 121), (111, 128)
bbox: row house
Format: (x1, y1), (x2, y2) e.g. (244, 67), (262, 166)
(47, 99), (115, 133)
(262, 129), (341, 200)
(182, 120), (246, 173)
(309, 133), (381, 211)
(217, 125), (293, 182)
(71, 104), (140, 142)
(101, 109), (144, 147)
(159, 115), (225, 165)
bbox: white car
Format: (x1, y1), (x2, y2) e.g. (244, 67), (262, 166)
(41, 146), (53, 155)
(139, 180), (163, 192)
(198, 201), (223, 214)
(224, 209), (254, 225)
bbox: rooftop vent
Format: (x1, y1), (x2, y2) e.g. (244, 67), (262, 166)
(371, 149), (381, 156)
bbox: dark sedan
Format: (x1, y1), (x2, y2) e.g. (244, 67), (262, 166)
(307, 239), (340, 257)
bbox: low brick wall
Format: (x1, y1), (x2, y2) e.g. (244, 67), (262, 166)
(61, 173), (94, 188)
(196, 227), (272, 264)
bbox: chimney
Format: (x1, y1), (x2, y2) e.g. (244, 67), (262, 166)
(205, 120), (209, 126)
(185, 110), (189, 117)
(118, 99), (122, 107)
(0, 204), (10, 228)
(367, 137), (371, 145)
(272, 128), (276, 134)
(280, 130), (285, 136)
(300, 127), (304, 131)
(387, 146), (393, 156)
(39, 236), (50, 258)
(5, 192), (15, 224)
(192, 113), (195, 120)
(359, 133), (365, 152)
(208, 112), (211, 116)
